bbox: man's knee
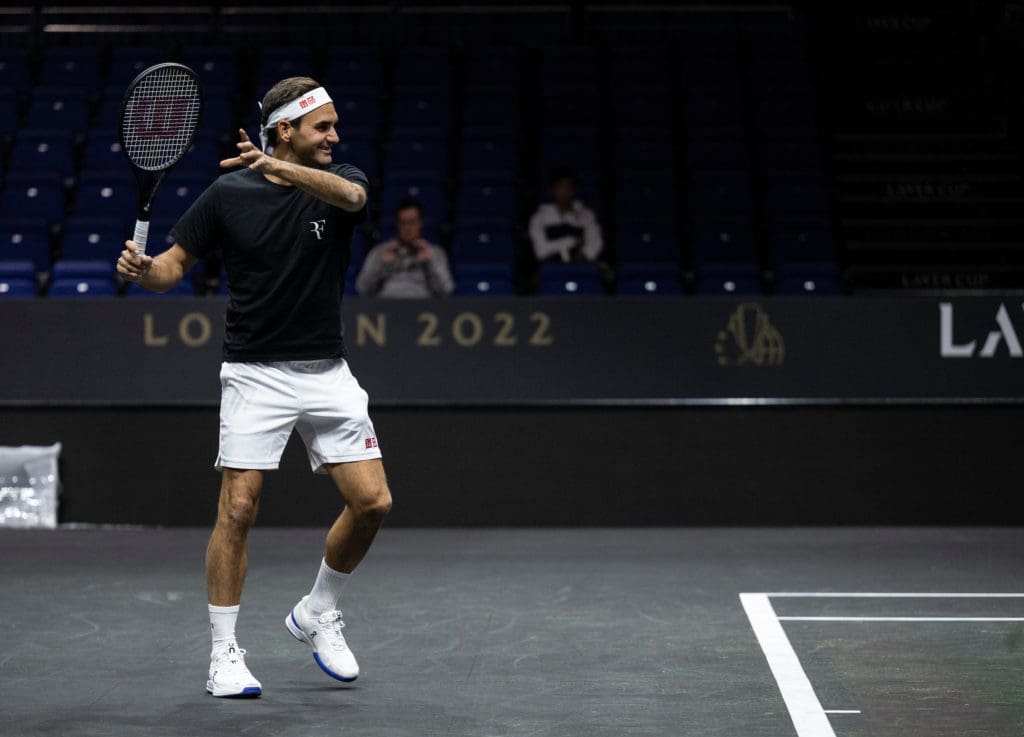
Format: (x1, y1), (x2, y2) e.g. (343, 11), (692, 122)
(218, 472), (261, 530)
(355, 484), (392, 526)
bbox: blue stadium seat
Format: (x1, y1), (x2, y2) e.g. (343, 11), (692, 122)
(0, 174), (65, 224)
(452, 221), (516, 265)
(93, 93), (124, 128)
(758, 140), (825, 175)
(161, 175), (211, 222)
(690, 220), (757, 265)
(541, 89), (601, 129)
(25, 90), (90, 136)
(462, 87), (521, 130)
(617, 263), (683, 296)
(761, 174), (830, 221)
(686, 137), (750, 173)
(336, 93), (383, 133)
(540, 46), (600, 90)
(322, 47), (384, 88)
(38, 49), (102, 89)
(775, 263), (841, 296)
(695, 262), (762, 295)
(48, 279), (116, 297)
(453, 264), (514, 296)
(0, 49), (33, 94)
(687, 172), (755, 218)
(10, 132), (76, 179)
(384, 137), (449, 176)
(52, 260), (116, 281)
(614, 129), (675, 171)
(754, 95), (819, 139)
(390, 87), (453, 130)
(455, 177), (517, 221)
(182, 47), (238, 90)
(614, 172), (677, 220)
(257, 47), (316, 91)
(0, 260), (36, 281)
(0, 222), (51, 273)
(61, 219), (125, 262)
(0, 278), (36, 297)
(611, 88), (673, 131)
(110, 47), (166, 79)
(0, 88), (16, 139)
(458, 134), (519, 177)
(462, 47), (523, 88)
(537, 263), (605, 296)
(767, 223), (835, 264)
(82, 128), (127, 173)
(393, 47), (455, 88)
(615, 221), (681, 265)
(335, 137), (377, 178)
(378, 180), (446, 223)
(177, 136), (222, 177)
(683, 88), (744, 138)
(73, 174), (136, 221)
(200, 86), (234, 138)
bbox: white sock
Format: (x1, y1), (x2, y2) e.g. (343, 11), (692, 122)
(209, 604), (239, 653)
(305, 558), (350, 617)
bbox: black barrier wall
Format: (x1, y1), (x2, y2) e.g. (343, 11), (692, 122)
(0, 405), (1021, 527)
(1, 297), (1023, 405)
(1, 297), (1022, 526)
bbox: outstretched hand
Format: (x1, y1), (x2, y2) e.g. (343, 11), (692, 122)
(220, 129), (271, 171)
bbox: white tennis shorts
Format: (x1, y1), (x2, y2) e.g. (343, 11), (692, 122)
(216, 358), (382, 474)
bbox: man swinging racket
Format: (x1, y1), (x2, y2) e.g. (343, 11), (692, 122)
(116, 77), (392, 697)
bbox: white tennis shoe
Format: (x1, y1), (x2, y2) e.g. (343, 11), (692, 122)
(206, 643), (262, 697)
(286, 595), (360, 682)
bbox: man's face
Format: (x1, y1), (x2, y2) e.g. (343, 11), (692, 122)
(282, 103), (339, 167)
(552, 177), (575, 209)
(396, 206), (423, 244)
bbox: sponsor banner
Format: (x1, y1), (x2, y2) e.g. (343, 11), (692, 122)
(0, 297), (1021, 406)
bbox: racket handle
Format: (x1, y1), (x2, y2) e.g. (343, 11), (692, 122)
(133, 220), (150, 256)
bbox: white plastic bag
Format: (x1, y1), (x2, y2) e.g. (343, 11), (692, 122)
(0, 443), (61, 528)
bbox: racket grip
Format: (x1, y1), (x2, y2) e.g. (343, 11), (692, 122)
(133, 220), (150, 256)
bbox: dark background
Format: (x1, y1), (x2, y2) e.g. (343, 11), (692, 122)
(2, 1), (1023, 526)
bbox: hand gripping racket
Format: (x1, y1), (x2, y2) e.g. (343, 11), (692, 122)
(119, 63), (203, 255)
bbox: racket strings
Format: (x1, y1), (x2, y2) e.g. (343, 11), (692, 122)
(122, 66), (201, 171)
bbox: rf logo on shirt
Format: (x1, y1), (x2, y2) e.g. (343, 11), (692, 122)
(309, 220), (326, 240)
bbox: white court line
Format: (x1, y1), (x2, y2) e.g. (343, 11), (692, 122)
(764, 593), (1024, 598)
(823, 710), (861, 715)
(740, 593), (836, 737)
(780, 616), (1024, 622)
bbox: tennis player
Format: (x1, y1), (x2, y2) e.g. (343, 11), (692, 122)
(116, 77), (392, 697)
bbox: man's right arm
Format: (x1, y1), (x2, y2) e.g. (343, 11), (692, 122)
(355, 245), (387, 296)
(117, 243), (197, 292)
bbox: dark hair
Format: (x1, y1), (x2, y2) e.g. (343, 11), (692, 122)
(260, 76), (320, 148)
(395, 197), (423, 217)
(548, 166), (576, 187)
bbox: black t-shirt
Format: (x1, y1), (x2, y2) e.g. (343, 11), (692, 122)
(171, 163), (367, 362)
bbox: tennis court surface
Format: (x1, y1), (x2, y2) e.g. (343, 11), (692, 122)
(2, 527), (1022, 737)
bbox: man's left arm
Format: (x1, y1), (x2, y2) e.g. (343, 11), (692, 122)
(220, 129), (366, 212)
(264, 159), (366, 212)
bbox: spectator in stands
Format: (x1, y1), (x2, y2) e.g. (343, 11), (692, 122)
(528, 167), (604, 264)
(356, 198), (454, 298)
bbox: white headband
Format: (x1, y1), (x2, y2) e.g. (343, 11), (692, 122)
(259, 86), (333, 152)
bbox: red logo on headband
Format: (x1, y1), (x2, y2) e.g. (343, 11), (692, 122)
(299, 95), (316, 110)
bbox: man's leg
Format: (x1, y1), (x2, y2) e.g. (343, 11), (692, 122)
(205, 468), (264, 698)
(285, 459), (391, 682)
(207, 468), (264, 605)
(323, 459), (392, 572)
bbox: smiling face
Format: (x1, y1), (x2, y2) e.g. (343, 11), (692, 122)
(277, 103), (339, 167)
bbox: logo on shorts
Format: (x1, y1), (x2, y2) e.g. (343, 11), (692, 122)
(364, 437), (378, 449)
(309, 219), (326, 240)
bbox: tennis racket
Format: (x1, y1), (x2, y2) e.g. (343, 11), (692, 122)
(119, 62), (203, 255)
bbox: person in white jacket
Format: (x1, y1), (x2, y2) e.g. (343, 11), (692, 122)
(528, 168), (604, 263)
